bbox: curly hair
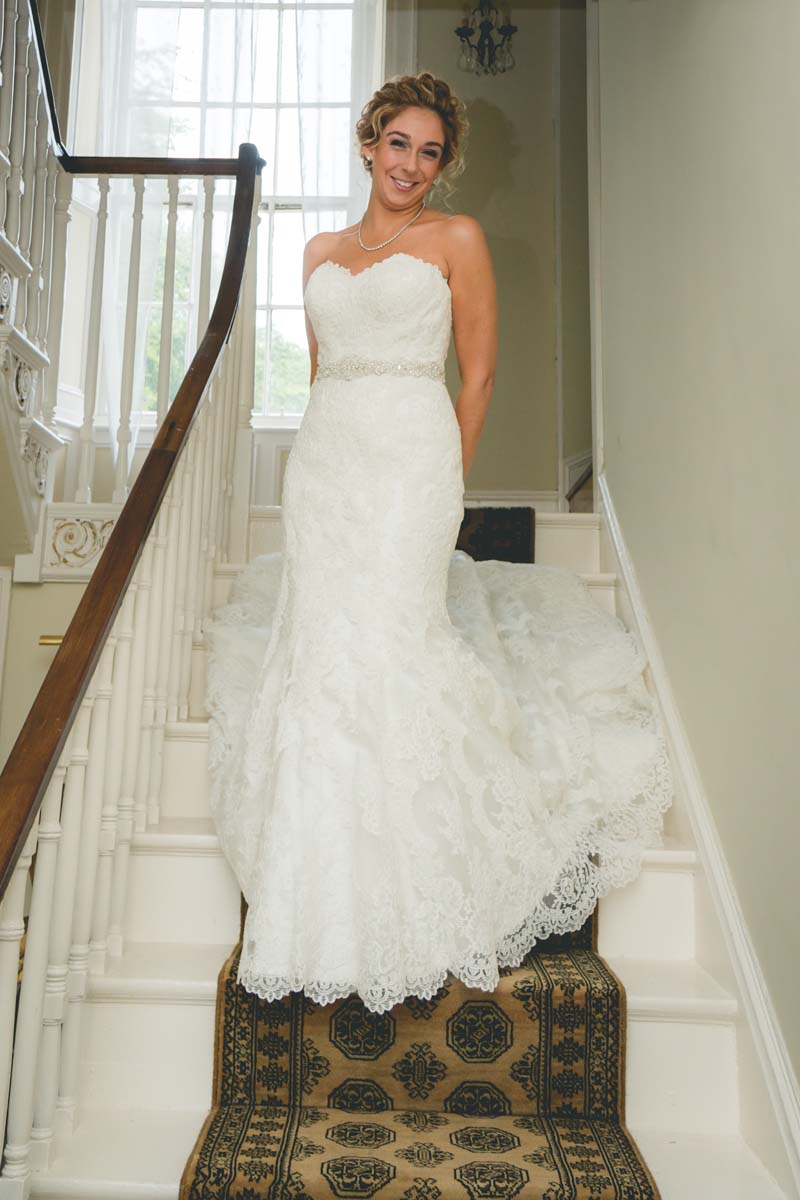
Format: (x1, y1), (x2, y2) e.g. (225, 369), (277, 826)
(354, 72), (469, 207)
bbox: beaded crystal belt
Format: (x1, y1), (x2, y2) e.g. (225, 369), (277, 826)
(315, 355), (446, 382)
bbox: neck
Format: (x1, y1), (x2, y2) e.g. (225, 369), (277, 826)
(359, 194), (426, 243)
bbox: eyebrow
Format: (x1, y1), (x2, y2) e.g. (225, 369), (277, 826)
(388, 130), (444, 149)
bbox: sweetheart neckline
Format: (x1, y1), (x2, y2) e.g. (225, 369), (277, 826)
(303, 251), (450, 300)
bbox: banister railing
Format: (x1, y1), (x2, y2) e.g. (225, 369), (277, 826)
(0, 3), (265, 1178)
(0, 0), (263, 899)
(0, 142), (260, 899)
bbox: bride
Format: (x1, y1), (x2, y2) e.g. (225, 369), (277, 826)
(205, 71), (673, 1015)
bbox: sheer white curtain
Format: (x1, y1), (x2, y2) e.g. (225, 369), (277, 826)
(70, 0), (387, 442)
(294, 0), (386, 243)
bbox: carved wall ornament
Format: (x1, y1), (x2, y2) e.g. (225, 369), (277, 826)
(48, 516), (116, 569)
(21, 432), (49, 496)
(14, 358), (32, 409)
(0, 271), (12, 322)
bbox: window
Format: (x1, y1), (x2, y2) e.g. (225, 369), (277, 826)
(80, 0), (379, 423)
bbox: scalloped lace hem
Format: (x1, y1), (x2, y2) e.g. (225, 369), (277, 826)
(235, 837), (668, 1014)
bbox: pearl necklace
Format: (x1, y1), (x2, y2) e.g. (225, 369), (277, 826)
(357, 199), (427, 251)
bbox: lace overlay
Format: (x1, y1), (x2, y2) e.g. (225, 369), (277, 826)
(205, 252), (673, 1014)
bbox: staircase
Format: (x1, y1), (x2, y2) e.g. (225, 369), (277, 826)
(0, 4), (794, 1196)
(9, 513), (783, 1199)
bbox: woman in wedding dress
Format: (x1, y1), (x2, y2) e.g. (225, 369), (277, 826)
(205, 71), (673, 1015)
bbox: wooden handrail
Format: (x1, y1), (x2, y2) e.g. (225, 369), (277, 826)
(566, 462), (593, 504)
(0, 3), (265, 899)
(28, 0), (251, 178)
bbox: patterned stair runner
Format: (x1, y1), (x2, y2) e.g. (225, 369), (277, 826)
(179, 898), (660, 1199)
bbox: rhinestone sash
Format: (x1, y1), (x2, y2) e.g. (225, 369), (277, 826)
(315, 355), (446, 383)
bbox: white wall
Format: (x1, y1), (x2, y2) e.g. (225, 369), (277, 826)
(0, 582), (85, 768)
(415, 0), (591, 495)
(596, 0), (800, 1086)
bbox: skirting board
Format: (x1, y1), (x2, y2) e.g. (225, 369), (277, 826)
(597, 470), (800, 1196)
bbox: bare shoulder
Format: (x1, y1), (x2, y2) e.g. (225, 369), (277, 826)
(441, 214), (493, 286)
(303, 230), (340, 274)
(443, 213), (489, 254)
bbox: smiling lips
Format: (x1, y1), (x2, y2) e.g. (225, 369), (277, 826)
(391, 177), (418, 191)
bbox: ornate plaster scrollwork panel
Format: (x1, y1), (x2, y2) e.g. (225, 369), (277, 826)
(48, 515), (116, 570)
(0, 270), (12, 322)
(15, 502), (123, 581)
(20, 428), (50, 495)
(14, 355), (32, 410)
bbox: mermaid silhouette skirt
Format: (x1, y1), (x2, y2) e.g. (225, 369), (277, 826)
(205, 252), (673, 1014)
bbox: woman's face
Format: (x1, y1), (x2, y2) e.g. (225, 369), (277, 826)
(368, 106), (445, 208)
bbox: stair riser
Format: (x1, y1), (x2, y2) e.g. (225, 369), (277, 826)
(78, 1001), (215, 1111)
(243, 514), (603, 575)
(124, 852), (240, 945)
(598, 868), (695, 959)
(126, 837), (694, 957)
(160, 735), (212, 818)
(76, 996), (738, 1133)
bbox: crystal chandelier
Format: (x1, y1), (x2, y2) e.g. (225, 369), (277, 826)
(455, 0), (517, 75)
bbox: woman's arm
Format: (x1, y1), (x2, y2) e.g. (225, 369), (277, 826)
(447, 216), (498, 481)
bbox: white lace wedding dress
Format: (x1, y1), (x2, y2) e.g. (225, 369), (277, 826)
(206, 250), (673, 1014)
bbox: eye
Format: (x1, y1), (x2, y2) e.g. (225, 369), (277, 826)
(390, 138), (438, 159)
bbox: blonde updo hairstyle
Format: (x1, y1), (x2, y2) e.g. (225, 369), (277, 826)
(355, 72), (469, 208)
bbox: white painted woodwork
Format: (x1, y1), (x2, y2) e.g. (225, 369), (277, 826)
(74, 177), (109, 503)
(112, 177), (145, 503)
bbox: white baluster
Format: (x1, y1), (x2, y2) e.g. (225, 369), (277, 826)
(0, 0), (18, 231)
(88, 591), (135, 973)
(178, 178), (215, 716)
(0, 757), (66, 1194)
(0, 810), (39, 1177)
(4, 5), (27, 247)
(219, 183), (259, 563)
(107, 545), (152, 956)
(28, 694), (92, 1169)
(166, 439), (195, 723)
(113, 176), (145, 502)
(218, 305), (241, 562)
(25, 92), (48, 349)
(179, 406), (207, 716)
(52, 638), (115, 1140)
(149, 469), (183, 822)
(227, 196), (259, 564)
(38, 152), (56, 352)
(42, 169), (72, 427)
(14, 43), (37, 326)
(134, 514), (168, 831)
(156, 177), (179, 425)
(74, 176), (109, 503)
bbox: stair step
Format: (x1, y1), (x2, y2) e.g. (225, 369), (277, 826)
(28, 1108), (786, 1199)
(81, 941), (737, 1132)
(128, 817), (696, 959)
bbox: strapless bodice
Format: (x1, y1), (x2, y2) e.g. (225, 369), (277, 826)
(303, 251), (453, 376)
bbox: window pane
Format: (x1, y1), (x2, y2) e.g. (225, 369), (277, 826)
(133, 106), (201, 156)
(293, 9), (353, 103)
(254, 309), (267, 413)
(295, 106), (352, 196)
(271, 210), (306, 306)
(208, 9), (279, 104)
(133, 8), (204, 102)
(267, 309), (309, 416)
